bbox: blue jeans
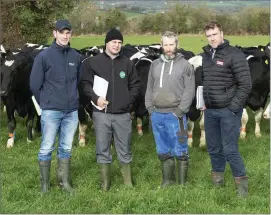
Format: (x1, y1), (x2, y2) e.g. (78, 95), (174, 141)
(38, 110), (79, 161)
(204, 107), (246, 177)
(151, 112), (188, 160)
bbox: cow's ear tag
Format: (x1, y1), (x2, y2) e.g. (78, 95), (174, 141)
(265, 59), (268, 65)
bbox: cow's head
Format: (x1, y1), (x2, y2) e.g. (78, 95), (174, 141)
(0, 52), (18, 97)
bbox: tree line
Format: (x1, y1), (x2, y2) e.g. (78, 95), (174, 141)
(1, 0), (269, 48)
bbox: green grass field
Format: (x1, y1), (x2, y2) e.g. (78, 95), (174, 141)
(69, 35), (269, 54)
(0, 35), (270, 214)
(124, 11), (145, 20)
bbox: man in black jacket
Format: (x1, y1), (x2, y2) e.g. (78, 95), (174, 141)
(201, 21), (251, 197)
(79, 28), (140, 191)
(30, 19), (81, 193)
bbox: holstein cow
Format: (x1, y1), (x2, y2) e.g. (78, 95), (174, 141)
(130, 53), (161, 135)
(0, 44), (44, 148)
(186, 55), (205, 147)
(236, 44), (270, 138)
(186, 43), (270, 147)
(263, 102), (270, 119)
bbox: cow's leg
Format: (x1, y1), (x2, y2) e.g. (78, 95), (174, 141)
(240, 108), (248, 139)
(78, 106), (88, 147)
(26, 106), (35, 143)
(78, 123), (88, 147)
(130, 111), (135, 120)
(254, 108), (263, 138)
(199, 112), (206, 148)
(35, 115), (41, 133)
(187, 118), (194, 147)
(263, 103), (270, 119)
(6, 106), (16, 148)
(136, 117), (143, 136)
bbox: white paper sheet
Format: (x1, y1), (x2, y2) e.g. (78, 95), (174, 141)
(32, 96), (41, 116)
(196, 86), (205, 110)
(91, 75), (109, 110)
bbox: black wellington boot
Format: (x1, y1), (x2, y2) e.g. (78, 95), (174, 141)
(39, 160), (51, 193)
(120, 163), (133, 187)
(57, 158), (74, 192)
(100, 163), (111, 191)
(211, 171), (224, 186)
(160, 158), (176, 188)
(234, 176), (248, 197)
(177, 157), (188, 184)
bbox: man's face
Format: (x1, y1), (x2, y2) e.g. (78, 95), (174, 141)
(53, 29), (72, 46)
(106, 40), (122, 55)
(162, 37), (178, 58)
(205, 27), (224, 49)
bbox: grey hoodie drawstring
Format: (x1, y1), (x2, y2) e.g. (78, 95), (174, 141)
(169, 60), (174, 75)
(160, 60), (174, 88)
(160, 62), (165, 88)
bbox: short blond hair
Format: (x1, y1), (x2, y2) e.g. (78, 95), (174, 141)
(161, 31), (178, 45)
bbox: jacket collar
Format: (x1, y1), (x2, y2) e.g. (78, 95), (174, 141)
(103, 50), (121, 59)
(202, 39), (230, 54)
(51, 40), (70, 53)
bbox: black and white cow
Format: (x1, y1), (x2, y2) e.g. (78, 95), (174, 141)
(263, 101), (270, 119)
(236, 44), (270, 138)
(0, 44), (45, 148)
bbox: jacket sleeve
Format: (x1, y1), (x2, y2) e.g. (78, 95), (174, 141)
(30, 54), (44, 104)
(127, 60), (140, 105)
(174, 63), (195, 118)
(78, 58), (99, 106)
(228, 50), (252, 113)
(145, 62), (155, 114)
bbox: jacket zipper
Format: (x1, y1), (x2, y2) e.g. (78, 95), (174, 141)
(112, 59), (114, 113)
(205, 52), (214, 108)
(64, 49), (69, 110)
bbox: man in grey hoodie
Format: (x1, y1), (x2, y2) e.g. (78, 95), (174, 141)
(145, 31), (195, 187)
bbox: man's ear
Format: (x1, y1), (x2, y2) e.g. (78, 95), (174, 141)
(53, 30), (57, 38)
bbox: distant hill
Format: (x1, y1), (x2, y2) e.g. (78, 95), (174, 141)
(93, 1), (269, 14)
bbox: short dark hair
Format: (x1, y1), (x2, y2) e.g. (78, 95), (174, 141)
(204, 21), (222, 32)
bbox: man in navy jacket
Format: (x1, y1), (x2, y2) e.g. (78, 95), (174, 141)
(30, 19), (81, 193)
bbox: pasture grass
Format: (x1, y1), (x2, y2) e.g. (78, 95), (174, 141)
(67, 35), (269, 54)
(0, 108), (270, 214)
(1, 36), (270, 213)
(124, 11), (145, 19)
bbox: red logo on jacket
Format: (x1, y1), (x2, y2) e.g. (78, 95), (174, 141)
(216, 60), (224, 65)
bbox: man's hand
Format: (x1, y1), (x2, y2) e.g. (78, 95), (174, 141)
(97, 97), (109, 110)
(199, 105), (206, 111)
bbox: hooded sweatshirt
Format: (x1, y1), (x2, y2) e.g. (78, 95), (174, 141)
(145, 53), (195, 118)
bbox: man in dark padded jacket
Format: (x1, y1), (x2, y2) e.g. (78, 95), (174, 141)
(30, 19), (81, 193)
(201, 21), (252, 197)
(79, 28), (140, 191)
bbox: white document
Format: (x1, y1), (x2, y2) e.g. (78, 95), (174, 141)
(91, 75), (109, 110)
(196, 86), (205, 110)
(32, 96), (41, 116)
